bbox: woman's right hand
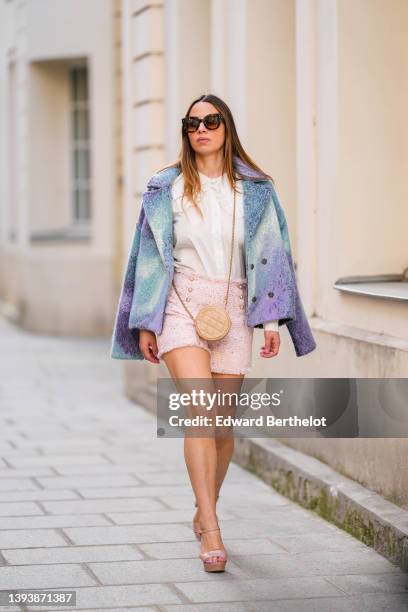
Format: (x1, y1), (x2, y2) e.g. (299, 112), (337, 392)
(139, 330), (160, 364)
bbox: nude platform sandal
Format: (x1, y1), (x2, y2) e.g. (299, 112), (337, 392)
(193, 494), (219, 541)
(199, 526), (227, 572)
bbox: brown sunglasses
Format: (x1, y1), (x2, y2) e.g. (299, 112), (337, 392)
(182, 113), (224, 133)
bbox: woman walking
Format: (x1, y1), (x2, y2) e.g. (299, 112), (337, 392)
(111, 94), (316, 572)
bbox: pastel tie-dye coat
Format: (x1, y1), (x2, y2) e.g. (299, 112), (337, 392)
(110, 156), (316, 359)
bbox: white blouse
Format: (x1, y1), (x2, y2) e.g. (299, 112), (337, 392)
(171, 171), (279, 332)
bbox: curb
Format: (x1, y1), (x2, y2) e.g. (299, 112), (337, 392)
(233, 436), (408, 573)
(132, 381), (408, 574)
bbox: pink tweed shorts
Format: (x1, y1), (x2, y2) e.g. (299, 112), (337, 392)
(156, 269), (254, 375)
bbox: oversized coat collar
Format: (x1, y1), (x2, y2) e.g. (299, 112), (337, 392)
(141, 155), (274, 271)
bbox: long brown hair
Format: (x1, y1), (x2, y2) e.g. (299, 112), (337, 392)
(156, 94), (274, 218)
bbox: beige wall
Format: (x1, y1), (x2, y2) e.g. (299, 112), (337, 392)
(334, 0), (408, 340)
(0, 0), (118, 334)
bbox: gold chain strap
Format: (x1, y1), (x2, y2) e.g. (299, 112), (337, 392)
(171, 186), (237, 321)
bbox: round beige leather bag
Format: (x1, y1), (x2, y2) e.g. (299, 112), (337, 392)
(171, 188), (237, 341)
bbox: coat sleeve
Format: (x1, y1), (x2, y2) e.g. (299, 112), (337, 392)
(270, 183), (317, 357)
(110, 204), (146, 360)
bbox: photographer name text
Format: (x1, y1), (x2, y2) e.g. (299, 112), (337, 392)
(168, 415), (327, 428)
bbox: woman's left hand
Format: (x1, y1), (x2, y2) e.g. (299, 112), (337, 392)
(260, 331), (280, 358)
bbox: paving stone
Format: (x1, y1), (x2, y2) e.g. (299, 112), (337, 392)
(0, 478), (39, 492)
(227, 552), (325, 578)
(284, 550), (402, 575)
(0, 489), (81, 502)
(52, 463), (166, 476)
(0, 563), (96, 589)
(161, 493), (291, 513)
(63, 524), (193, 546)
(36, 474), (140, 489)
(42, 498), (164, 515)
(136, 470), (256, 486)
(232, 549), (401, 579)
(0, 467), (56, 477)
(23, 584), (181, 610)
(0, 502), (44, 516)
(325, 571), (408, 594)
(134, 472), (194, 486)
(0, 514), (112, 530)
(214, 517), (337, 540)
(174, 576), (344, 602)
(2, 545), (144, 565)
(163, 594), (408, 611)
(230, 500), (316, 517)
(0, 450), (12, 458)
(0, 529), (67, 549)
(88, 557), (247, 584)
(106, 508), (235, 525)
(269, 532), (369, 553)
(6, 454), (111, 467)
(13, 439), (112, 452)
(140, 538), (286, 562)
(74, 486), (195, 499)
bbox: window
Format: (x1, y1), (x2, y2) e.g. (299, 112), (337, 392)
(69, 66), (91, 225)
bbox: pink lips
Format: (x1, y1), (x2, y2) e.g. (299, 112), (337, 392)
(197, 138), (210, 143)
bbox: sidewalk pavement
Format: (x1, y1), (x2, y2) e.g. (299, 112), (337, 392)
(0, 316), (407, 612)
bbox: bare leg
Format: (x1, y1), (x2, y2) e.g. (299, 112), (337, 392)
(162, 346), (244, 563)
(212, 371), (244, 490)
(196, 371), (244, 532)
(161, 347), (227, 561)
